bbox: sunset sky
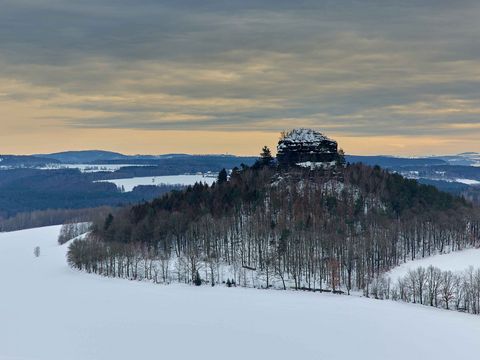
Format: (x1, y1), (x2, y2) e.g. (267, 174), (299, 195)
(1, 0), (480, 156)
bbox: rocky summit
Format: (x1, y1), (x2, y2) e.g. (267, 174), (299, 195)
(276, 128), (339, 168)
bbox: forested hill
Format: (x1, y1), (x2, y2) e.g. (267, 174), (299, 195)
(70, 162), (479, 293)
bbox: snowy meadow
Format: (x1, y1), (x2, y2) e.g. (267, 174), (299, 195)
(0, 226), (479, 360)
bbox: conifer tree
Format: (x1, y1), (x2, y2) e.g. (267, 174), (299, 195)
(254, 146), (274, 168)
(217, 168), (228, 184)
(194, 270), (202, 286)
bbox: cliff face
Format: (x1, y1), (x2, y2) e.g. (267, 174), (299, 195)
(276, 128), (338, 167)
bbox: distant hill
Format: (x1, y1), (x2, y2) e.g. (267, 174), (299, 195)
(35, 151), (258, 168)
(346, 155), (447, 168)
(34, 150), (480, 170)
(431, 152), (480, 167)
(38, 150), (130, 164)
(0, 155), (59, 167)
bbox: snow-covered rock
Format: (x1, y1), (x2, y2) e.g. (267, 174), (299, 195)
(277, 128), (339, 167)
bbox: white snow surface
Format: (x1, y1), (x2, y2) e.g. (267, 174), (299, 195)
(282, 128), (331, 143)
(388, 247), (480, 283)
(1, 226), (480, 360)
(97, 174), (216, 191)
(455, 178), (480, 185)
(297, 160), (337, 169)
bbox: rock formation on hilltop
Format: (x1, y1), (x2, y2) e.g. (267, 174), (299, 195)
(276, 128), (340, 168)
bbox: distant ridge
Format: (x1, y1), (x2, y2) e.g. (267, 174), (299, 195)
(38, 150), (129, 164)
(346, 155), (447, 168)
(34, 150), (259, 164)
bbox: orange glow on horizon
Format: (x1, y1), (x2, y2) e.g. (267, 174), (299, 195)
(0, 128), (478, 157)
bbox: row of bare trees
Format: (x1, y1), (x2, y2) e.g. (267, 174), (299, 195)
(370, 266), (480, 315)
(58, 222), (91, 245)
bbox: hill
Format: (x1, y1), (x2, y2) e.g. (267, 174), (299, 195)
(38, 150), (130, 163)
(0, 155), (59, 168)
(70, 161), (479, 295)
(35, 150), (258, 168)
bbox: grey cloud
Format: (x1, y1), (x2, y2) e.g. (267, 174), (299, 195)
(2, 0), (480, 139)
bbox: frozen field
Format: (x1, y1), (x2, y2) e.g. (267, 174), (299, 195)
(388, 247), (480, 282)
(0, 226), (479, 360)
(97, 174), (217, 191)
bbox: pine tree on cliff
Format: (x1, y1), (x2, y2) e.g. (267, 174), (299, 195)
(254, 146), (274, 168)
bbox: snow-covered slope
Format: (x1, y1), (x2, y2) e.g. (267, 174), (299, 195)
(388, 248), (480, 283)
(1, 226), (479, 360)
(97, 174), (216, 191)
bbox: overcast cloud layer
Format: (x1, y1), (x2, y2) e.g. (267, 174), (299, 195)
(1, 0), (480, 154)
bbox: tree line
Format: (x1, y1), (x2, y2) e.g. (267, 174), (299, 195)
(0, 207), (112, 232)
(370, 265), (480, 316)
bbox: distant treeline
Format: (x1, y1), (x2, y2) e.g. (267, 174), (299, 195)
(0, 168), (184, 219)
(68, 163), (480, 295)
(0, 154), (256, 219)
(0, 207), (112, 232)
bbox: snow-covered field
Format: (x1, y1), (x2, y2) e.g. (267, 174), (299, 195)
(1, 226), (479, 360)
(455, 178), (480, 185)
(97, 174), (217, 191)
(388, 248), (480, 283)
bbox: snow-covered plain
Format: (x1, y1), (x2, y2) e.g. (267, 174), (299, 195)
(388, 247), (480, 283)
(1, 226), (479, 360)
(97, 174), (217, 191)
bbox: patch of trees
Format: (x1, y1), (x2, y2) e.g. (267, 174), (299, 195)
(68, 163), (480, 295)
(371, 266), (480, 316)
(58, 222), (91, 245)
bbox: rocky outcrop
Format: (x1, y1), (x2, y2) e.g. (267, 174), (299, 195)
(276, 128), (339, 168)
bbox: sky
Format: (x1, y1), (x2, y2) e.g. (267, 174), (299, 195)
(1, 0), (480, 156)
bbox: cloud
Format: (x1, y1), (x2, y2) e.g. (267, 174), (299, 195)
(1, 0), (480, 154)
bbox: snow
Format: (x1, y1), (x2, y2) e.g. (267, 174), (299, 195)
(278, 128), (335, 150)
(399, 172), (480, 186)
(297, 160), (337, 169)
(97, 174), (217, 191)
(1, 226), (480, 360)
(387, 247), (480, 283)
(455, 152), (480, 167)
(455, 178), (480, 185)
(282, 128), (330, 143)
